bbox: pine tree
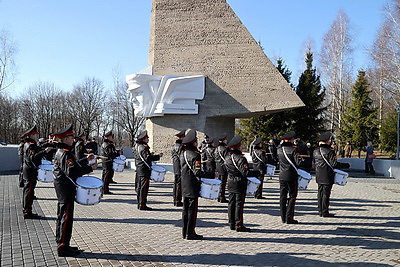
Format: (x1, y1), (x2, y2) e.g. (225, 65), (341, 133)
(237, 58), (294, 147)
(338, 71), (378, 153)
(291, 51), (327, 142)
(378, 108), (397, 154)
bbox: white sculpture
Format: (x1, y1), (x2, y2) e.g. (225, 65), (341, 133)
(126, 66), (205, 117)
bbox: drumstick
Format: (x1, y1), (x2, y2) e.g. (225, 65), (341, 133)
(84, 153), (108, 159)
(298, 155), (310, 158)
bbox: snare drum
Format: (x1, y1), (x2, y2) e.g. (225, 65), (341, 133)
(75, 176), (103, 205)
(117, 155), (127, 161)
(334, 169), (349, 186)
(246, 177), (261, 196)
(37, 164), (54, 183)
(151, 165), (166, 182)
(297, 169), (312, 189)
(266, 164), (276, 176)
(200, 178), (221, 199)
(41, 159), (52, 165)
(113, 159), (125, 172)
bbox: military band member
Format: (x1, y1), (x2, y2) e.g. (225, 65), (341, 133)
(101, 131), (120, 194)
(21, 125), (52, 219)
(225, 135), (251, 232)
(52, 125), (97, 257)
(18, 139), (25, 188)
(278, 131), (301, 224)
(134, 130), (163, 210)
(313, 132), (350, 217)
(251, 137), (268, 199)
(74, 133), (89, 166)
(172, 129), (186, 207)
(201, 137), (216, 175)
(180, 129), (213, 240)
(214, 134), (229, 203)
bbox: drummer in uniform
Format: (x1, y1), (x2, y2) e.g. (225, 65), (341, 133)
(277, 131), (301, 224)
(180, 129), (214, 240)
(172, 129), (186, 207)
(18, 139), (25, 188)
(214, 134), (229, 203)
(134, 130), (163, 210)
(52, 125), (97, 257)
(224, 135), (251, 232)
(21, 125), (53, 219)
(101, 131), (120, 194)
(313, 132), (350, 217)
(251, 137), (268, 199)
(201, 137), (216, 176)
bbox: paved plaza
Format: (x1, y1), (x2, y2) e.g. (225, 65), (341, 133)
(1, 167), (400, 266)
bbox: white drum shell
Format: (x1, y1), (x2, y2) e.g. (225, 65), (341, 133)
(298, 169), (312, 189)
(334, 169), (348, 186)
(266, 164), (276, 176)
(151, 165), (166, 182)
(246, 177), (261, 196)
(200, 178), (221, 199)
(113, 159), (125, 172)
(37, 165), (54, 183)
(75, 176), (103, 205)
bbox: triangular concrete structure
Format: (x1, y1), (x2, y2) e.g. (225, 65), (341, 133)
(144, 0), (303, 156)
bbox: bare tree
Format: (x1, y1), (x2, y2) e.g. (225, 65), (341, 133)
(0, 93), (20, 143)
(0, 28), (18, 91)
(319, 9), (354, 133)
(68, 77), (106, 137)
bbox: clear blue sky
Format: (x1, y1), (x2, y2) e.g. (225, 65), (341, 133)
(0, 0), (389, 97)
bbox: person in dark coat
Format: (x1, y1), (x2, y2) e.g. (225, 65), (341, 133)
(225, 135), (251, 232)
(134, 130), (163, 210)
(251, 137), (268, 199)
(313, 132), (350, 217)
(277, 131), (301, 224)
(201, 137), (216, 176)
(18, 139), (25, 188)
(74, 133), (89, 166)
(86, 137), (98, 155)
(101, 131), (120, 194)
(21, 125), (52, 219)
(214, 134), (229, 203)
(180, 129), (213, 240)
(172, 129), (186, 207)
(52, 125), (97, 257)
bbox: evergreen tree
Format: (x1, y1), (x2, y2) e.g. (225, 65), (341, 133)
(338, 71), (378, 154)
(291, 51), (327, 142)
(378, 108), (397, 154)
(237, 58), (294, 147)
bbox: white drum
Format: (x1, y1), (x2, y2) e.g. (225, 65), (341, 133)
(88, 156), (97, 165)
(117, 155), (127, 161)
(266, 164), (276, 176)
(113, 159), (125, 172)
(334, 169), (349, 186)
(41, 159), (52, 165)
(246, 177), (261, 196)
(151, 165), (166, 182)
(298, 169), (312, 189)
(75, 176), (103, 205)
(37, 164), (54, 183)
(200, 178), (221, 199)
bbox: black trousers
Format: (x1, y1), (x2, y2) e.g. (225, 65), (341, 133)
(365, 162), (375, 174)
(102, 167), (114, 193)
(279, 180), (298, 223)
(228, 192), (246, 228)
(254, 174), (265, 198)
(318, 183), (333, 216)
(182, 197), (198, 237)
(173, 174), (182, 204)
(137, 174), (150, 209)
(218, 174), (228, 201)
(56, 201), (75, 250)
(22, 179), (37, 216)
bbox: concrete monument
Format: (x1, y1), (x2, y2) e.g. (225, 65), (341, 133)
(127, 0), (304, 161)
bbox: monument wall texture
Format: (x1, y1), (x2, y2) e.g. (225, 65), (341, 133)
(145, 0), (304, 160)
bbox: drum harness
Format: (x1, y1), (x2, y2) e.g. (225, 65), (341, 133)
(252, 150), (266, 165)
(282, 147), (300, 175)
(319, 148), (335, 170)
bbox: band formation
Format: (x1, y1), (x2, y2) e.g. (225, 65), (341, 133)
(18, 125), (350, 257)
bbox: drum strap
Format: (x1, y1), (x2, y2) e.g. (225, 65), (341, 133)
(183, 151), (200, 180)
(320, 148), (334, 170)
(253, 150), (266, 165)
(230, 154), (240, 171)
(138, 150), (151, 169)
(218, 147), (226, 163)
(66, 176), (78, 187)
(282, 147), (299, 174)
